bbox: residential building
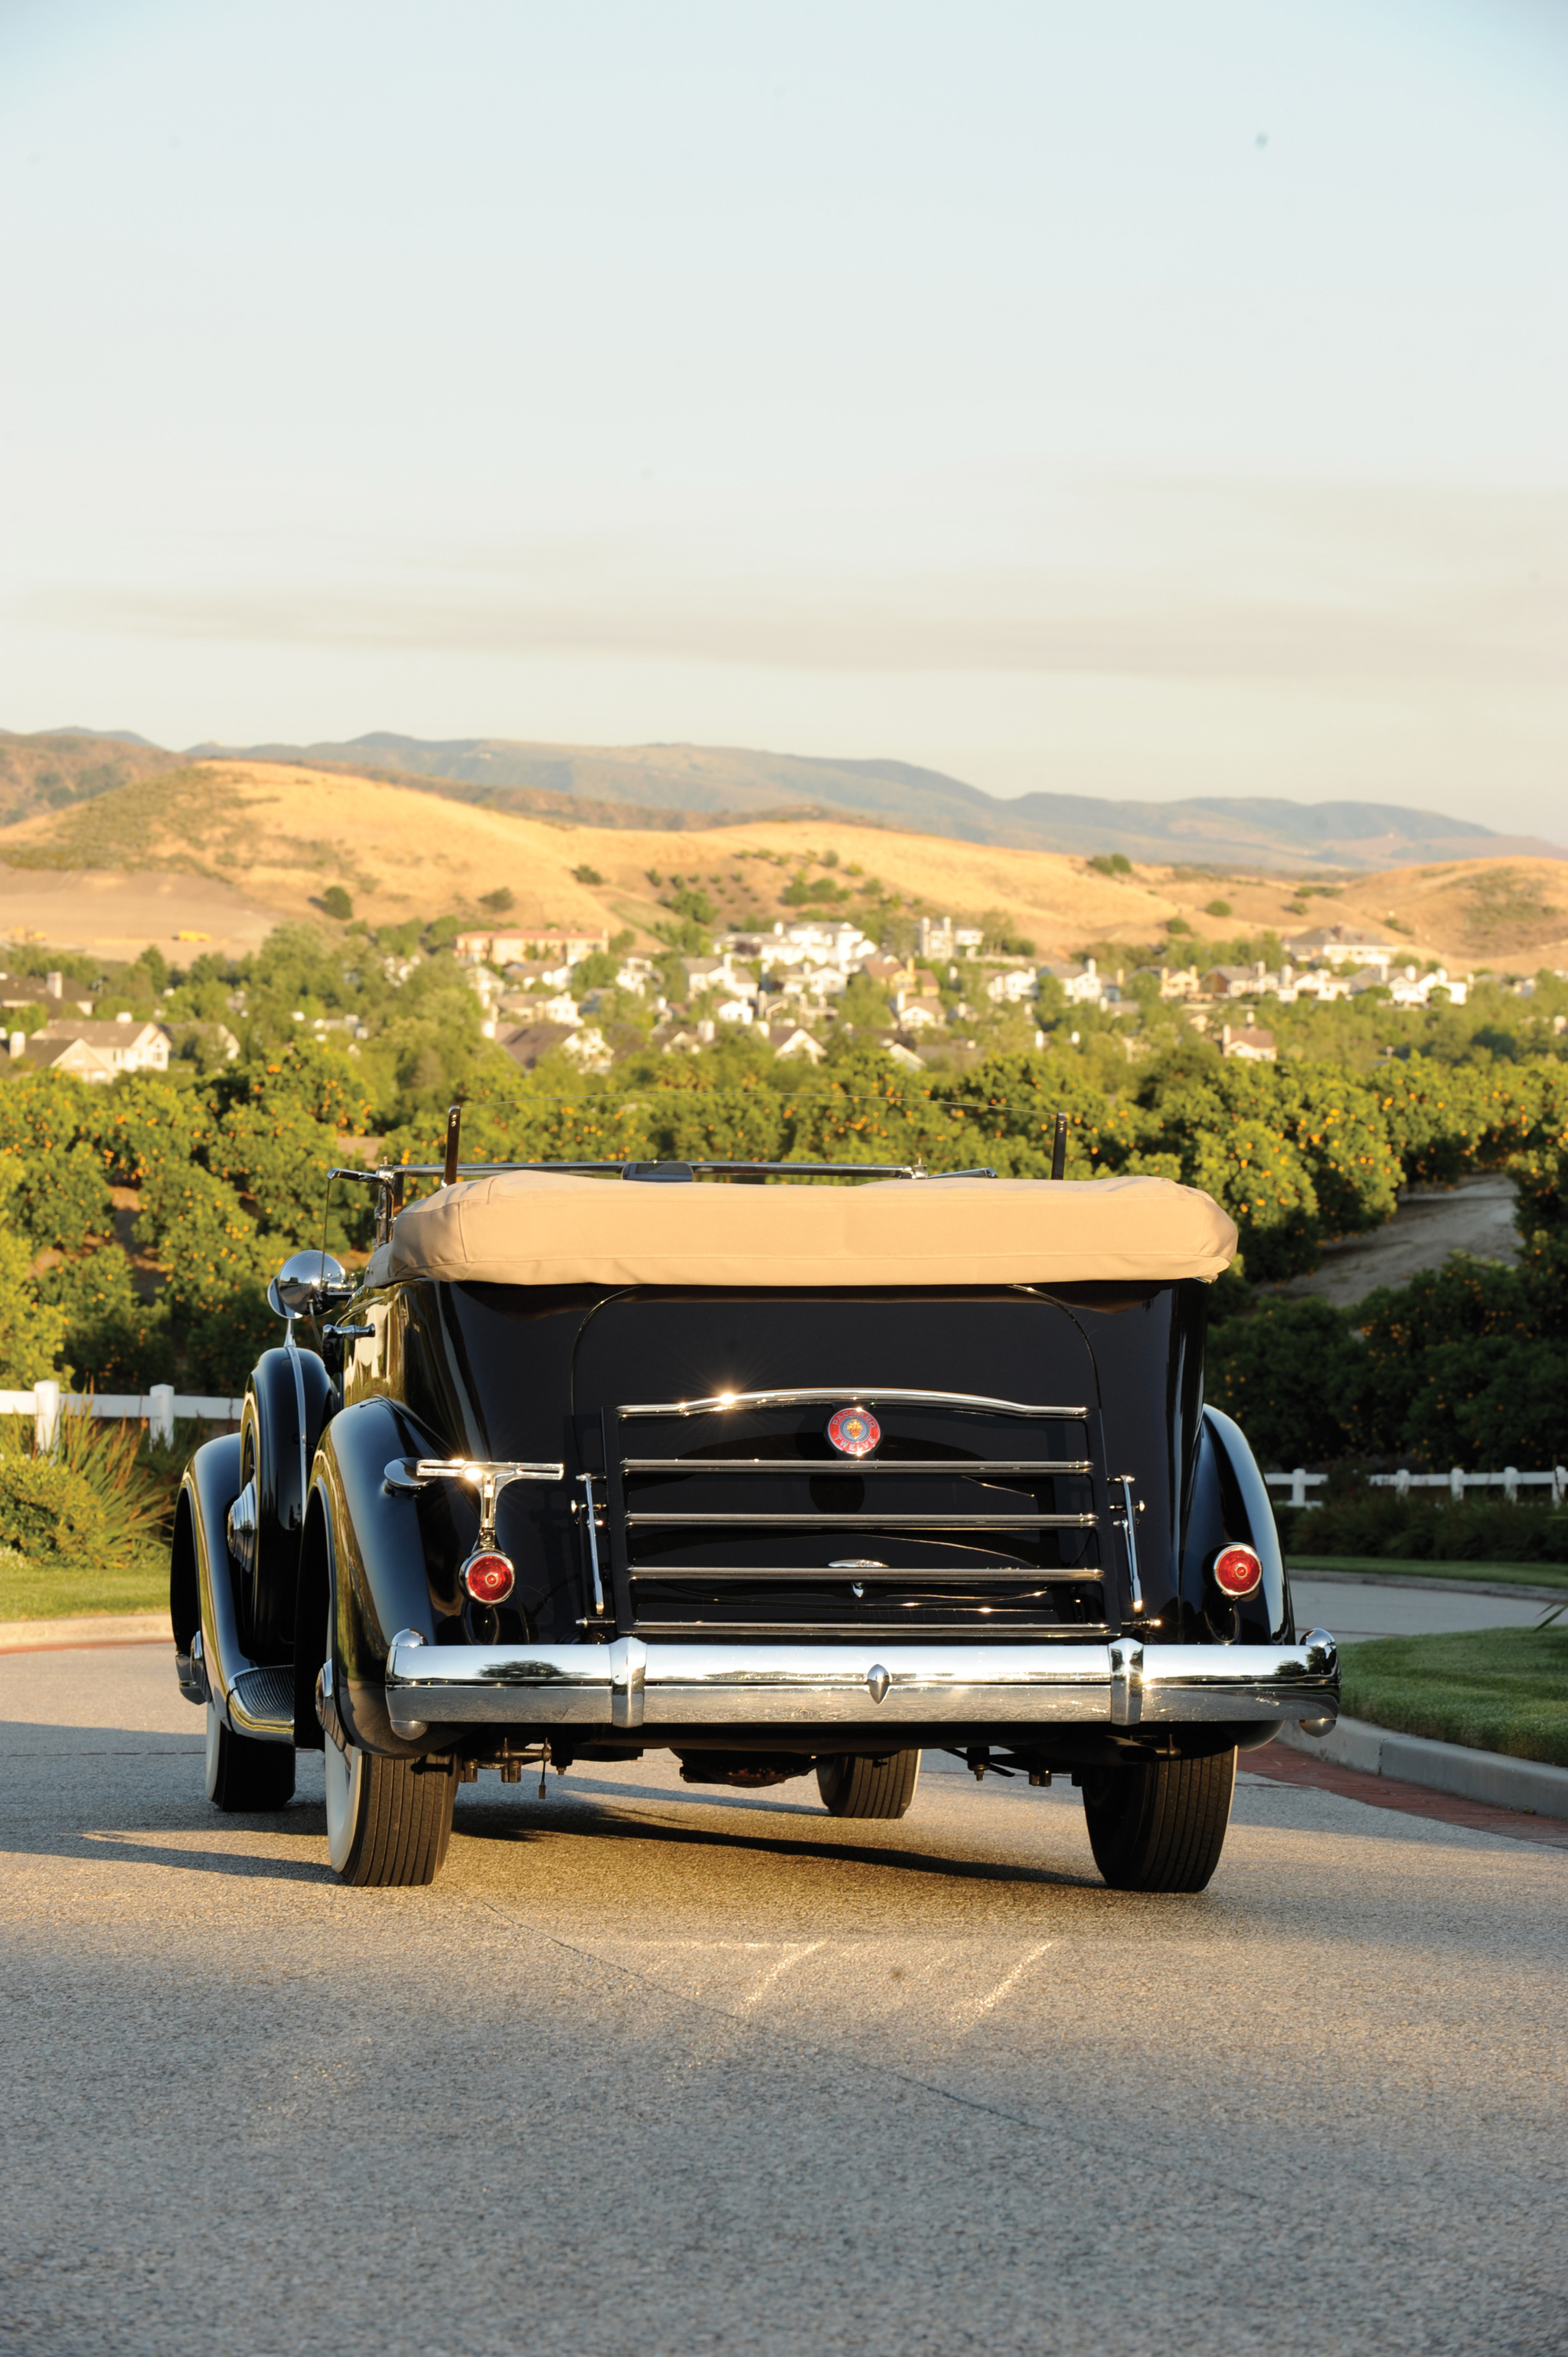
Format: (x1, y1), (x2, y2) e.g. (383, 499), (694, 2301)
(985, 969), (1039, 1005)
(24, 1018), (170, 1077)
(456, 930), (607, 966)
(1387, 964), (1468, 1009)
(1283, 924), (1406, 972)
(1201, 965), (1263, 1000)
(1220, 1024), (1277, 1063)
(495, 1022), (573, 1071)
(1041, 957), (1120, 1008)
(562, 1025), (613, 1074)
(763, 1024), (826, 1064)
(1, 969), (95, 1018)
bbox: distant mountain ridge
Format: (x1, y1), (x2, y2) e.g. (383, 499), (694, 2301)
(13, 726), (1566, 871)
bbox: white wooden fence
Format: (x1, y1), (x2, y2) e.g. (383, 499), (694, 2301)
(0, 1381), (244, 1450)
(1266, 1466), (1568, 1509)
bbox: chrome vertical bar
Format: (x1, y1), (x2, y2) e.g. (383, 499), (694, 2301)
(578, 1473), (606, 1615)
(1117, 1474), (1143, 1615)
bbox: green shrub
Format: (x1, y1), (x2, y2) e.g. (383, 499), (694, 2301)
(1207, 1297), (1365, 1465)
(0, 1452), (113, 1561)
(1276, 1484), (1568, 1564)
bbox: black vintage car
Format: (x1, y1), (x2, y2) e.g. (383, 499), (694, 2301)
(170, 1136), (1338, 1893)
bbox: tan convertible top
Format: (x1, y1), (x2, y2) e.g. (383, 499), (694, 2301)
(366, 1169), (1236, 1290)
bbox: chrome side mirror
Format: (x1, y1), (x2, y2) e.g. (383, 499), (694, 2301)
(266, 1249), (350, 1319)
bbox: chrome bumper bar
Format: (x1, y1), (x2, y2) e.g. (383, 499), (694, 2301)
(384, 1629), (1339, 1741)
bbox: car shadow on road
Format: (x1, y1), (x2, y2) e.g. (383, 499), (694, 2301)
(4, 1777), (1100, 1892)
(449, 1789), (1101, 1890)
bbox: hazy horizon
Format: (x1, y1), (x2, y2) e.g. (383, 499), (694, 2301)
(2, 2), (1563, 826)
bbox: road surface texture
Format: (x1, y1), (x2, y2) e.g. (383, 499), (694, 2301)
(1291, 1577), (1550, 1643)
(3, 1644), (1565, 2357)
(1269, 1172), (1521, 1307)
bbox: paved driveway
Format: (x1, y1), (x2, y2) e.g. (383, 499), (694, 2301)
(2, 1645), (1564, 2357)
(1292, 1574), (1551, 1643)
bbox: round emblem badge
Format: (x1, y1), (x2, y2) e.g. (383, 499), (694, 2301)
(826, 1404), (880, 1458)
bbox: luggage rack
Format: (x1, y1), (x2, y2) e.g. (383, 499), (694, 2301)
(583, 1385), (1142, 1643)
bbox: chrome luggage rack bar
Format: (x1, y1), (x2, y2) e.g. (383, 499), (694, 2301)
(619, 1387), (1090, 1421)
(594, 1386), (1123, 1640)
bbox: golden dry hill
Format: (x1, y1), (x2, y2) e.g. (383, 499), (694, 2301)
(0, 758), (1564, 973)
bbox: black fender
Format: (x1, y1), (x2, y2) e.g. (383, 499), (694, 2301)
(237, 1345), (332, 1661)
(170, 1433), (290, 1740)
(298, 1395), (454, 1760)
(1178, 1404), (1292, 1646)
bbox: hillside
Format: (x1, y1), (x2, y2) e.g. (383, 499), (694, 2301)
(0, 729), (185, 829)
(21, 725), (1565, 874)
(2, 759), (1566, 973)
(198, 731), (1567, 871)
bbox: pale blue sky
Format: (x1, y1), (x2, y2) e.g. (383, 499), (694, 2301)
(1, 0), (1563, 825)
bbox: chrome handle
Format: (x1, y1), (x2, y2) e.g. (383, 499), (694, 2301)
(577, 1473), (606, 1617)
(1116, 1474), (1143, 1616)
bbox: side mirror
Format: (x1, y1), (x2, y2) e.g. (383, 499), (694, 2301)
(267, 1249), (350, 1319)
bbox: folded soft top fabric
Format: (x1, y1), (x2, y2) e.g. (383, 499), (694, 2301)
(364, 1168), (1237, 1290)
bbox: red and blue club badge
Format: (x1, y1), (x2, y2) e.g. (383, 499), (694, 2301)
(826, 1404), (880, 1459)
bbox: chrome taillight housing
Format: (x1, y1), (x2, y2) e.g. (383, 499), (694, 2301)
(1211, 1542), (1263, 1599)
(462, 1550), (516, 1605)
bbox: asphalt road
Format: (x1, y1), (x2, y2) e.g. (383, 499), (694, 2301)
(1292, 1577), (1551, 1643)
(3, 1646), (1565, 2357)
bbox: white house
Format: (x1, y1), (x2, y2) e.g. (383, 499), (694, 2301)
(1283, 924), (1406, 973)
(985, 969), (1039, 1005)
(1387, 964), (1467, 1008)
(24, 1018), (170, 1078)
(1220, 1024), (1277, 1064)
(763, 1024), (827, 1064)
(1041, 958), (1119, 1008)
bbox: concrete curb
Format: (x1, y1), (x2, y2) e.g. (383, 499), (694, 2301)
(0, 1613), (171, 1654)
(1282, 1714), (1568, 1820)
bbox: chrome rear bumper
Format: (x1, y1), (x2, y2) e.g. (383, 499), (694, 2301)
(384, 1629), (1338, 1741)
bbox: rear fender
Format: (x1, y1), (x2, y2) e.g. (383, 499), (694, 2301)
(308, 1397), (446, 1759)
(1179, 1405), (1292, 1643)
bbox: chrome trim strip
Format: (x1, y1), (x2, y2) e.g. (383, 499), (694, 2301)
(626, 1511), (1097, 1531)
(620, 1388), (1090, 1420)
(383, 1630), (1339, 1737)
(620, 1458), (1093, 1476)
(625, 1564), (1102, 1584)
(628, 1620), (1115, 1639)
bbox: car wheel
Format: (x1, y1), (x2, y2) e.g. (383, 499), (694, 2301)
(1081, 1748), (1236, 1893)
(815, 1750), (922, 1819)
(322, 1730), (456, 1886)
(204, 1695), (296, 1813)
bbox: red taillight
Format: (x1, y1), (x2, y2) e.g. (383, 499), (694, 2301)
(463, 1551), (515, 1605)
(1212, 1543), (1263, 1599)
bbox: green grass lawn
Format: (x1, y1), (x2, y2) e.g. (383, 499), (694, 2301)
(1340, 1623), (1568, 1767)
(0, 1551), (168, 1623)
(1288, 1554), (1568, 1589)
